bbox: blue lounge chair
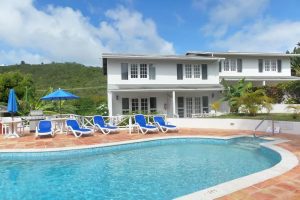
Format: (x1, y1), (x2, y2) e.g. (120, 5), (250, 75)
(66, 119), (93, 138)
(134, 114), (158, 134)
(36, 120), (54, 138)
(154, 116), (177, 133)
(93, 115), (119, 135)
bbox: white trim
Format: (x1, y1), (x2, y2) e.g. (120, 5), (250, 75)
(102, 53), (224, 61)
(108, 88), (223, 92)
(187, 51), (300, 57)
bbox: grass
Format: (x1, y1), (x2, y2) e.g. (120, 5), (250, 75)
(211, 113), (300, 122)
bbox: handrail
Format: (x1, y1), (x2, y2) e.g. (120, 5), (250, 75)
(253, 116), (274, 137)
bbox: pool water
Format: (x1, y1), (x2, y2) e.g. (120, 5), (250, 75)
(0, 138), (280, 200)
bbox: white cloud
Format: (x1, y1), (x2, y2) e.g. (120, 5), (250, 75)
(202, 0), (269, 37)
(212, 20), (300, 52)
(192, 0), (211, 11)
(0, 0), (174, 66)
(0, 49), (50, 65)
(98, 6), (175, 54)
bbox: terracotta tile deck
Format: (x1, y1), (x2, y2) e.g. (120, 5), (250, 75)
(1, 128), (300, 199)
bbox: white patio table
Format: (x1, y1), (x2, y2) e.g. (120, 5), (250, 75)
(1, 118), (23, 138)
(51, 118), (68, 134)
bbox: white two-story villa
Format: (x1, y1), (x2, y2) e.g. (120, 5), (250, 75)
(102, 52), (300, 118)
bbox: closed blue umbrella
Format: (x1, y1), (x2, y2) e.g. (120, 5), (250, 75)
(7, 89), (18, 136)
(7, 89), (18, 114)
(41, 88), (79, 114)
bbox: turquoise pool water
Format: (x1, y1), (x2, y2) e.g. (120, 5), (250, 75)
(0, 137), (280, 200)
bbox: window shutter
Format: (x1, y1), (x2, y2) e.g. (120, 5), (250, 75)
(237, 59), (242, 72)
(277, 59), (282, 73)
(121, 63), (128, 80)
(149, 64), (156, 80)
(258, 59), (263, 73)
(177, 64), (183, 80)
(219, 61), (222, 72)
(103, 58), (107, 75)
(202, 64), (208, 80)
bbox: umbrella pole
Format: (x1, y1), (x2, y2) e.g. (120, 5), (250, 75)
(11, 112), (14, 134)
(60, 99), (62, 117)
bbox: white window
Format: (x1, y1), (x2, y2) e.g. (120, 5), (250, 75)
(141, 98), (148, 113)
(224, 59), (230, 71)
(202, 96), (209, 113)
(131, 64), (138, 78)
(224, 59), (237, 71)
(271, 60), (277, 71)
(122, 98), (129, 114)
(140, 64), (147, 78)
(131, 98), (139, 113)
(195, 97), (201, 114)
(186, 97), (193, 118)
(230, 59), (237, 71)
(194, 64), (201, 78)
(149, 64), (156, 80)
(264, 60), (270, 71)
(150, 97), (157, 113)
(185, 64), (192, 78)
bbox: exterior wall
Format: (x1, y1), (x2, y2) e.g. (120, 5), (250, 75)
(110, 91), (230, 117)
(168, 118), (300, 135)
(107, 59), (220, 89)
(105, 53), (295, 117)
(111, 92), (169, 115)
(220, 56), (290, 77)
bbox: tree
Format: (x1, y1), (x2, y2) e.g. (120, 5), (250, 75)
(290, 42), (300, 76)
(221, 78), (253, 113)
(278, 81), (300, 103)
(0, 71), (35, 103)
(286, 105), (300, 119)
(259, 85), (284, 103)
(233, 89), (273, 116)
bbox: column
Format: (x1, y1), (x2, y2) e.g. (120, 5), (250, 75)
(107, 91), (113, 117)
(172, 90), (176, 117)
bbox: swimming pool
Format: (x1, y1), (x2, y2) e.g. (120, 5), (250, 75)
(0, 137), (281, 200)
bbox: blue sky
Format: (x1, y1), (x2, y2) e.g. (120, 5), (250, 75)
(0, 0), (300, 66)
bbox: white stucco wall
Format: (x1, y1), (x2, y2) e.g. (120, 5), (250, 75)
(111, 92), (169, 115)
(220, 56), (290, 77)
(110, 90), (230, 116)
(168, 118), (300, 135)
(107, 59), (220, 88)
(260, 104), (300, 113)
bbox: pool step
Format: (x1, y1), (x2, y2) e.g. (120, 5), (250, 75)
(232, 142), (260, 150)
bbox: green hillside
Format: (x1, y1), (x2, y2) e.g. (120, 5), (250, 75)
(0, 63), (107, 99)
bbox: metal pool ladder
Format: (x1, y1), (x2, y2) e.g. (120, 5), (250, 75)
(253, 116), (275, 138)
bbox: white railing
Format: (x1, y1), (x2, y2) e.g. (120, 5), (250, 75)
(191, 112), (216, 118)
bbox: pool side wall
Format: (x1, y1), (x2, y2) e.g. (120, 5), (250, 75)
(168, 118), (300, 135)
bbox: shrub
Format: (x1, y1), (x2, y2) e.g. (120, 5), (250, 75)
(211, 101), (221, 113)
(286, 105), (300, 119)
(233, 89), (273, 116)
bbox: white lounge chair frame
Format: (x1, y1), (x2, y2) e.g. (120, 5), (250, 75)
(66, 120), (93, 138)
(35, 121), (55, 138)
(155, 123), (178, 133)
(93, 116), (119, 135)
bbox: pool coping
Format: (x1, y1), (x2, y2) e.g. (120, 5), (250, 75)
(0, 134), (298, 200)
(176, 137), (298, 200)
